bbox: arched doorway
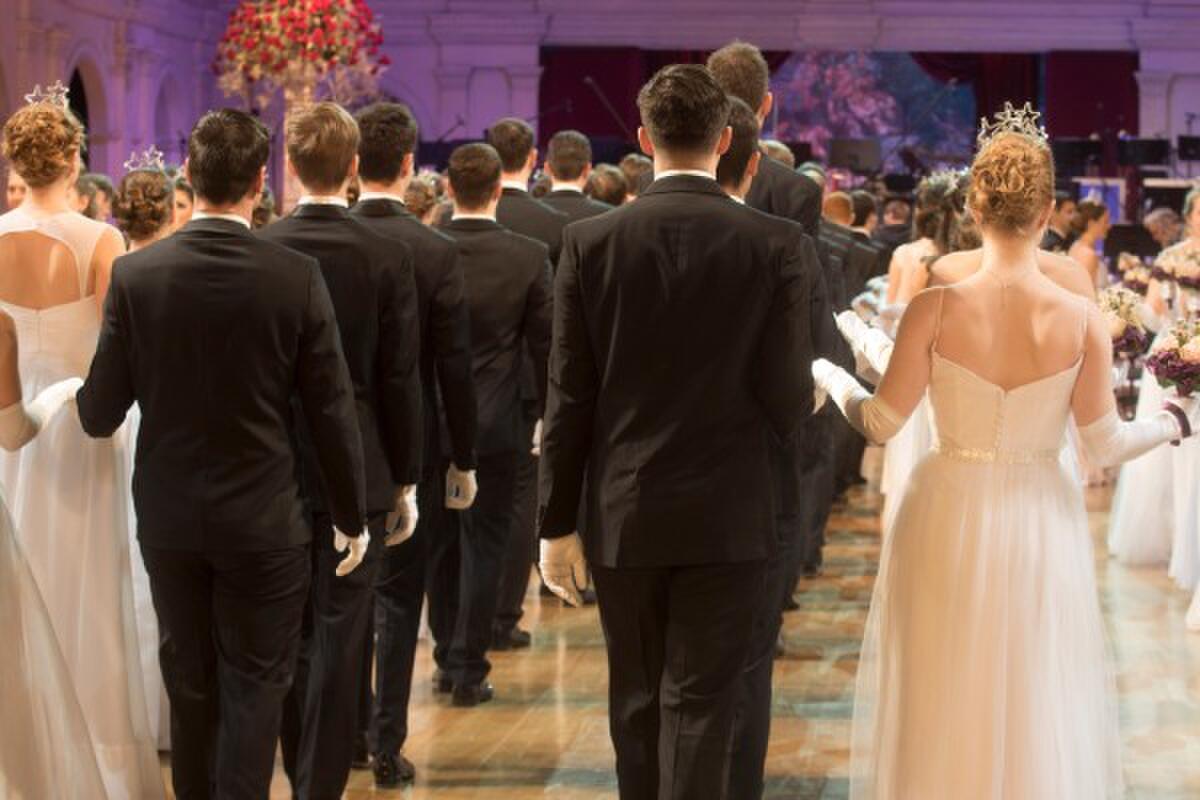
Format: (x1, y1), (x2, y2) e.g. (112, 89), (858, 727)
(69, 69), (91, 168)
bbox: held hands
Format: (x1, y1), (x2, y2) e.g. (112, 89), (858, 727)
(334, 526), (370, 577)
(539, 532), (588, 607)
(28, 377), (85, 430)
(531, 418), (543, 456)
(384, 484), (419, 546)
(445, 464), (478, 510)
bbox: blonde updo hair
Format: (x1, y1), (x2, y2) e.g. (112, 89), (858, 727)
(1, 103), (85, 188)
(113, 170), (173, 242)
(968, 131), (1055, 236)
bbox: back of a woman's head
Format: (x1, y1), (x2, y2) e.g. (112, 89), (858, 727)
(113, 169), (173, 242)
(914, 170), (966, 254)
(968, 122), (1055, 237)
(404, 175), (438, 220)
(1074, 199), (1108, 232)
(1, 103), (85, 189)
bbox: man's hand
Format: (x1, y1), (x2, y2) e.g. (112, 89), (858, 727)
(531, 418), (543, 456)
(384, 485), (418, 546)
(539, 532), (588, 607)
(445, 464), (478, 510)
(334, 526), (370, 577)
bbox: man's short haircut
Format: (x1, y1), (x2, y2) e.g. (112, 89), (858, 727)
(619, 152), (653, 197)
(1054, 189), (1076, 210)
(706, 41), (770, 113)
(761, 139), (795, 169)
(285, 101), (360, 193)
(584, 163), (626, 206)
(487, 118), (536, 173)
(850, 190), (877, 227)
(355, 102), (419, 184)
(546, 130), (592, 181)
(823, 191), (853, 225)
(715, 96), (761, 190)
(883, 197), (912, 224)
(636, 64), (731, 157)
(448, 142), (502, 210)
(187, 108), (271, 206)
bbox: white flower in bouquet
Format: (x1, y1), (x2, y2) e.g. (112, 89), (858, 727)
(1106, 314), (1127, 339)
(1182, 336), (1200, 364)
(1117, 252), (1142, 274)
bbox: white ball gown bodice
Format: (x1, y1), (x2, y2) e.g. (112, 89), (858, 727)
(0, 208), (163, 798)
(851, 345), (1121, 798)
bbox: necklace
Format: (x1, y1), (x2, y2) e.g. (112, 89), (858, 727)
(981, 267), (1037, 308)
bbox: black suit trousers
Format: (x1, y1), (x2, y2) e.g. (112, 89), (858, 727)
(141, 542), (310, 800)
(591, 560), (767, 800)
(280, 514), (383, 800)
(495, 409), (539, 633)
(428, 452), (519, 686)
(369, 468), (444, 755)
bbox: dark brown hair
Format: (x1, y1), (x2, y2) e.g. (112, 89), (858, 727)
(584, 163), (626, 206)
(113, 169), (173, 241)
(187, 109), (270, 206)
(355, 102), (418, 184)
(447, 142), (502, 210)
(619, 152), (652, 197)
(637, 64), (731, 156)
(715, 96), (760, 189)
(707, 41), (770, 113)
(487, 118), (535, 173)
(286, 101), (360, 193)
(546, 130), (592, 181)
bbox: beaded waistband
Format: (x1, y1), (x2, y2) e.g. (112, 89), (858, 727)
(931, 444), (1060, 465)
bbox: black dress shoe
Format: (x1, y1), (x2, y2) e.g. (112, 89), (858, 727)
(433, 668), (453, 694)
(452, 681), (495, 707)
(373, 751), (416, 788)
(492, 626), (532, 651)
(350, 732), (371, 769)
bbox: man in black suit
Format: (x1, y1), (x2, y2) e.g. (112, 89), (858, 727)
(541, 130), (614, 222)
(872, 196), (913, 264)
(349, 101), (479, 788)
(538, 65), (816, 800)
(260, 102), (422, 800)
(77, 109), (367, 800)
(1041, 191), (1077, 252)
(708, 42), (822, 238)
(428, 143), (552, 707)
(485, 117), (570, 649)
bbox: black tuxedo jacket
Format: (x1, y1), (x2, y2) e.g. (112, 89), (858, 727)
(871, 222), (911, 266)
(438, 217), (552, 456)
(350, 198), (478, 475)
(1041, 227), (1072, 253)
(542, 189), (613, 224)
(745, 157), (822, 237)
(497, 187), (569, 264)
(537, 175), (818, 568)
(259, 204), (422, 513)
(77, 217), (365, 551)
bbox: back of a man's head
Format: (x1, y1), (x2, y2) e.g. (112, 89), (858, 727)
(619, 152), (653, 198)
(716, 96), (761, 191)
(850, 190), (877, 228)
(355, 102), (418, 184)
(883, 197), (912, 225)
(488, 118), (536, 174)
(448, 142), (502, 211)
(546, 130), (592, 181)
(187, 109), (271, 207)
(761, 139), (794, 169)
(584, 163), (626, 206)
(822, 192), (853, 226)
(707, 41), (770, 113)
(637, 64), (731, 160)
(286, 101), (360, 194)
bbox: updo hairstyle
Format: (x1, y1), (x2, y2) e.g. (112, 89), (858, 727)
(1, 103), (85, 188)
(113, 169), (173, 242)
(967, 131), (1055, 236)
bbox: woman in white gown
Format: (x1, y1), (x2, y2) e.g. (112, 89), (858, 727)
(0, 310), (107, 798)
(111, 155), (177, 751)
(0, 96), (163, 797)
(815, 112), (1196, 798)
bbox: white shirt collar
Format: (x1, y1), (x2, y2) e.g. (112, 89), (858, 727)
(451, 212), (497, 222)
(550, 183), (584, 194)
(728, 194), (746, 205)
(501, 180), (529, 192)
(358, 191), (406, 205)
(655, 169), (717, 181)
(298, 195), (349, 208)
(191, 211), (251, 229)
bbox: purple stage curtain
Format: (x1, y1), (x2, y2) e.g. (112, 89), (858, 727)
(911, 52), (1039, 121)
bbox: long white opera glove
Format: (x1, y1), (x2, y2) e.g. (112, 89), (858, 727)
(812, 359), (905, 445)
(539, 532), (588, 607)
(836, 310), (895, 383)
(445, 463), (478, 510)
(1077, 397), (1198, 469)
(0, 377), (84, 451)
(384, 484), (418, 546)
(334, 527), (370, 577)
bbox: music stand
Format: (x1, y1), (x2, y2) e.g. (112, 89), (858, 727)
(1117, 138), (1170, 166)
(883, 173), (917, 194)
(1103, 222), (1160, 264)
(1179, 136), (1200, 161)
(1050, 138), (1102, 177)
(829, 139), (882, 174)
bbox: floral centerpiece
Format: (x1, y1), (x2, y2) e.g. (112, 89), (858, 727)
(1146, 317), (1200, 397)
(1099, 287), (1150, 358)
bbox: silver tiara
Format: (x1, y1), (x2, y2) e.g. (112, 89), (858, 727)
(123, 146), (166, 173)
(977, 101), (1048, 146)
(24, 80), (70, 109)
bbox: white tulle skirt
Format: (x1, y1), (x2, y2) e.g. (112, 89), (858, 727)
(879, 398), (932, 534)
(1108, 374), (1174, 566)
(850, 453), (1123, 799)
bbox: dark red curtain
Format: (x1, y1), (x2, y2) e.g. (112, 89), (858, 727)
(1044, 51), (1138, 137)
(911, 52), (1039, 121)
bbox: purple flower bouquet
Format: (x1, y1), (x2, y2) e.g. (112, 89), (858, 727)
(1146, 319), (1200, 397)
(1099, 287), (1150, 359)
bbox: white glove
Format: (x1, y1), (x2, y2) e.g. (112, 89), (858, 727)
(0, 377), (84, 451)
(835, 310), (894, 380)
(445, 463), (478, 510)
(813, 358), (905, 444)
(813, 384), (827, 414)
(539, 532), (588, 607)
(384, 484), (418, 546)
(1135, 301), (1164, 334)
(334, 526), (370, 577)
(531, 418), (543, 456)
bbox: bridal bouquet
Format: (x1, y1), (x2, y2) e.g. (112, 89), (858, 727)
(1100, 287), (1150, 358)
(1117, 253), (1151, 294)
(1174, 249), (1200, 291)
(1146, 318), (1200, 396)
(1152, 249), (1178, 283)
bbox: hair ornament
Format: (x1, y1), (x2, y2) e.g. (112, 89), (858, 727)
(24, 80), (70, 109)
(977, 101), (1048, 147)
(123, 145), (166, 173)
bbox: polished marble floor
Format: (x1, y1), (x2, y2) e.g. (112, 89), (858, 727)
(164, 482), (1200, 798)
